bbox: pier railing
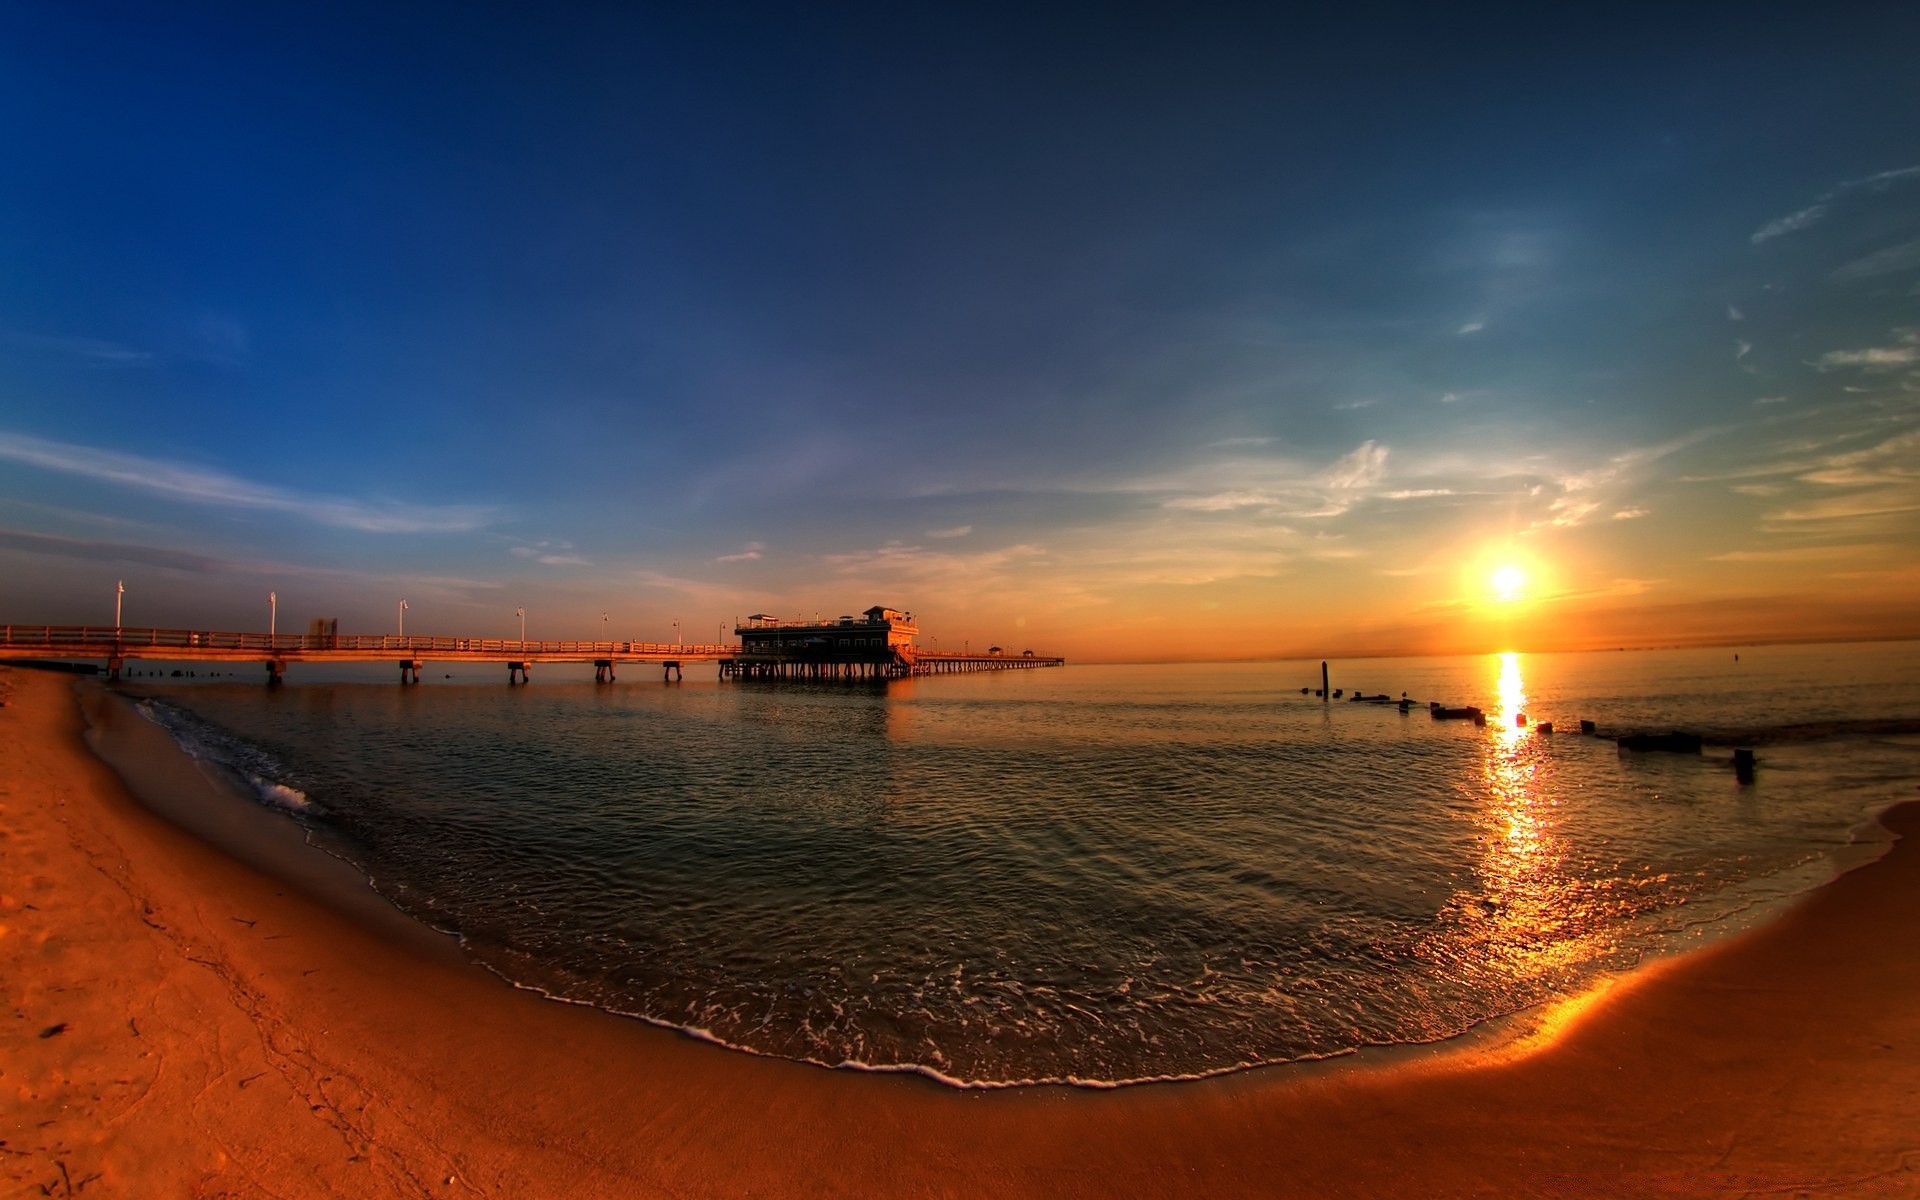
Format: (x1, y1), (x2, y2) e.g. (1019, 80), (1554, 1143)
(0, 625), (740, 657)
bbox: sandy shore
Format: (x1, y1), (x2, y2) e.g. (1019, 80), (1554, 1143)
(4, 663), (1918, 1199)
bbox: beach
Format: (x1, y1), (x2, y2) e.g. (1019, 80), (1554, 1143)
(4, 662), (1918, 1199)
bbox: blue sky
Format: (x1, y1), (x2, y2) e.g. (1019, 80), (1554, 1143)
(3, 3), (1917, 658)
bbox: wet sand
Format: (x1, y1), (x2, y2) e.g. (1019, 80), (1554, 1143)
(4, 663), (1918, 1198)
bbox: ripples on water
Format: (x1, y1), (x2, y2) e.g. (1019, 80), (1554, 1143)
(133, 643), (1920, 1085)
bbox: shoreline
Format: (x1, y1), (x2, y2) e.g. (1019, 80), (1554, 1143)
(6, 664), (1920, 1197)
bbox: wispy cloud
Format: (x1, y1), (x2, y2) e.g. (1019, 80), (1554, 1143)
(1751, 165), (1920, 244)
(1831, 238), (1920, 282)
(0, 526), (506, 596)
(1324, 440), (1388, 489)
(1, 330), (155, 365)
(0, 430), (501, 533)
(1751, 204), (1827, 244)
(1456, 320), (1485, 335)
(1735, 339), (1752, 361)
(0, 527), (230, 573)
(511, 543), (593, 566)
(1540, 430), (1715, 529)
(1752, 395), (1788, 406)
(1810, 331), (1919, 371)
(715, 540), (766, 562)
(1709, 544), (1890, 564)
(1727, 304), (1744, 321)
(925, 525), (973, 539)
(1612, 507), (1649, 520)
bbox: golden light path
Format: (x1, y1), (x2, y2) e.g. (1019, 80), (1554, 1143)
(1445, 652), (1603, 998)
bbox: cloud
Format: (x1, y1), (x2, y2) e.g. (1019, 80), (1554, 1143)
(1810, 333), (1919, 371)
(0, 431), (500, 533)
(1539, 430), (1716, 529)
(925, 525), (973, 539)
(1735, 339), (1752, 361)
(0, 527), (507, 600)
(1324, 440), (1389, 489)
(1208, 436), (1274, 448)
(715, 540), (766, 562)
(1456, 320), (1485, 335)
(1612, 507), (1649, 520)
(1751, 204), (1828, 244)
(0, 527), (230, 573)
(0, 330), (154, 365)
(1165, 490), (1291, 513)
(1752, 395), (1788, 406)
(1333, 398), (1377, 410)
(1751, 165), (1920, 245)
(510, 544), (593, 566)
(1727, 304), (1744, 321)
(1830, 238), (1920, 282)
(1709, 545), (1889, 564)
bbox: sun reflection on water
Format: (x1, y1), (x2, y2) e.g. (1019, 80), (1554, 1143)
(1422, 652), (1614, 1011)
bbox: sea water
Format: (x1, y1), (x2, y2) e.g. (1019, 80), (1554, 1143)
(119, 643), (1920, 1087)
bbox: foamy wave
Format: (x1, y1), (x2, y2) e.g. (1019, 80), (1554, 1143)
(247, 773), (315, 814)
(133, 697), (323, 818)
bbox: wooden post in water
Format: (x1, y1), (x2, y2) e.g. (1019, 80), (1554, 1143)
(1321, 661), (1329, 703)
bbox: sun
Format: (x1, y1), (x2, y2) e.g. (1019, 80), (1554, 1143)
(1490, 564), (1528, 603)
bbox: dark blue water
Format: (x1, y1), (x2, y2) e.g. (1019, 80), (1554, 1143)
(127, 644), (1920, 1086)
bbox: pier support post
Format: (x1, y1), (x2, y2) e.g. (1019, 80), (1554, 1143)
(508, 661), (529, 685)
(266, 659), (286, 687)
(663, 660), (682, 681)
(399, 659), (423, 684)
(107, 656), (124, 682)
(594, 659), (616, 683)
(1321, 661), (1329, 703)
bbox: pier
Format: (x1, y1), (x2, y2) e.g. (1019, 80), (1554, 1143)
(2, 608), (1065, 684)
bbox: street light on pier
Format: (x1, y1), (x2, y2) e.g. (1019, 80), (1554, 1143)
(672, 618), (681, 646)
(115, 580), (124, 632)
(269, 591), (277, 640)
(602, 612), (609, 644)
(517, 606), (526, 644)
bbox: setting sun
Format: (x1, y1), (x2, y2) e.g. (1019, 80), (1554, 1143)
(1491, 565), (1528, 603)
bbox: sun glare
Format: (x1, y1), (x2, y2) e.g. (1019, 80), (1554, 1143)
(1490, 564), (1527, 603)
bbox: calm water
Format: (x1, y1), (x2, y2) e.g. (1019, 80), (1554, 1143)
(123, 643), (1920, 1086)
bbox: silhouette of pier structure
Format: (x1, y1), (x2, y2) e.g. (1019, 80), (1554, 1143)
(2, 604), (1064, 685)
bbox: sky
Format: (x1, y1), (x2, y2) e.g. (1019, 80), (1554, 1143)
(2, 3), (1917, 662)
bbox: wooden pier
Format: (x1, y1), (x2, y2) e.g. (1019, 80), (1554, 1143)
(2, 621), (1065, 684)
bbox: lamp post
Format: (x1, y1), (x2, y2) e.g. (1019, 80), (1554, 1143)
(672, 618), (681, 646)
(115, 580), (124, 632)
(269, 591), (277, 640)
(517, 606), (526, 644)
(399, 598), (408, 637)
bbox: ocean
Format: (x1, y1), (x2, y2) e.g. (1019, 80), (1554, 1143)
(113, 642), (1920, 1088)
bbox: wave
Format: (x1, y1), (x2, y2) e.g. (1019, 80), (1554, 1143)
(131, 696), (322, 817)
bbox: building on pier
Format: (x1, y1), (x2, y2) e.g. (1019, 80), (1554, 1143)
(722, 605), (1065, 680)
(736, 606), (918, 656)
(727, 606), (919, 680)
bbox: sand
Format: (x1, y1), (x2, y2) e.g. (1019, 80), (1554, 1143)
(3, 662), (1918, 1199)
